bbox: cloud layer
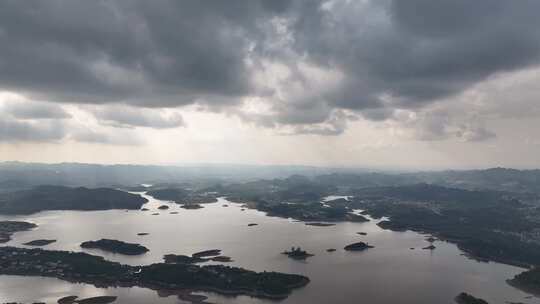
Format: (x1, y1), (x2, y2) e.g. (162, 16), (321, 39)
(1, 0), (540, 142)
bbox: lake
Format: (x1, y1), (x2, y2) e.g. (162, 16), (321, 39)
(0, 193), (537, 304)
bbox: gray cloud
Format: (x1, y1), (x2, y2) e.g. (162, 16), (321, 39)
(0, 117), (66, 142)
(70, 129), (142, 146)
(0, 0), (290, 106)
(91, 106), (184, 129)
(1, 0), (540, 138)
(2, 101), (71, 120)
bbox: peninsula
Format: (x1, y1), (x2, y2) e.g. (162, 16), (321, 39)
(0, 221), (36, 243)
(0, 186), (148, 214)
(0, 246), (309, 299)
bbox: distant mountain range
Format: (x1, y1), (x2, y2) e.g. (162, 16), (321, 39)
(0, 162), (539, 195)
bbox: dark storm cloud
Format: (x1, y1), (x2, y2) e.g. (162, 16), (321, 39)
(0, 0), (292, 106)
(1, 0), (540, 138)
(290, 0), (540, 109)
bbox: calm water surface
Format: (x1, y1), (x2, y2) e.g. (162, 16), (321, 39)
(0, 193), (537, 304)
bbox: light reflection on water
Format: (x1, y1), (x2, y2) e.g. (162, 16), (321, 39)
(0, 193), (538, 304)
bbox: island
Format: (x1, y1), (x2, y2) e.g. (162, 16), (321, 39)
(326, 248), (337, 252)
(0, 221), (37, 243)
(305, 222), (336, 227)
(23, 239), (57, 246)
(211, 256), (233, 262)
(344, 242), (374, 251)
(57, 295), (79, 304)
(0, 186), (148, 214)
(248, 223), (258, 227)
(75, 296), (117, 304)
(180, 203), (203, 210)
(455, 292), (489, 304)
(282, 247), (314, 260)
(157, 205), (169, 210)
(0, 246), (309, 300)
(80, 239), (149, 255)
(192, 249), (221, 258)
(137, 233), (149, 236)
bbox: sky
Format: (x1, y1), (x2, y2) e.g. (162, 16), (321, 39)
(1, 0), (540, 170)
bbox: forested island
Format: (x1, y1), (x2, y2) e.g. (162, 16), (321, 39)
(80, 239), (149, 255)
(0, 247), (309, 299)
(0, 186), (147, 214)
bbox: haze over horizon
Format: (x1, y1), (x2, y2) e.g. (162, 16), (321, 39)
(2, 0), (540, 169)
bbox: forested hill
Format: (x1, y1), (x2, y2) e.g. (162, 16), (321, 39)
(0, 185), (147, 214)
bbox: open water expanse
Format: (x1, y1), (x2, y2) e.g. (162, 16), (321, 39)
(0, 193), (538, 304)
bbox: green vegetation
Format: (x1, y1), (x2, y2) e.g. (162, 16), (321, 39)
(0, 221), (36, 243)
(23, 239), (56, 246)
(0, 247), (309, 299)
(0, 186), (147, 214)
(218, 176), (368, 222)
(344, 242), (374, 251)
(455, 292), (489, 304)
(80, 239), (149, 255)
(145, 187), (218, 205)
(350, 184), (540, 267)
(146, 188), (187, 201)
(508, 267), (540, 295)
(282, 247), (314, 260)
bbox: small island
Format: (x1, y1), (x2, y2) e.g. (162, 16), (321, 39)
(326, 248), (337, 252)
(282, 247), (314, 260)
(23, 239), (57, 247)
(180, 203), (203, 209)
(344, 242), (374, 251)
(357, 232), (367, 235)
(137, 233), (149, 236)
(305, 222), (336, 227)
(192, 249), (221, 258)
(211, 256), (233, 262)
(76, 296), (117, 304)
(80, 239), (149, 255)
(58, 295), (79, 304)
(455, 292), (489, 304)
(157, 205), (169, 210)
(0, 221), (37, 243)
(248, 223), (258, 227)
